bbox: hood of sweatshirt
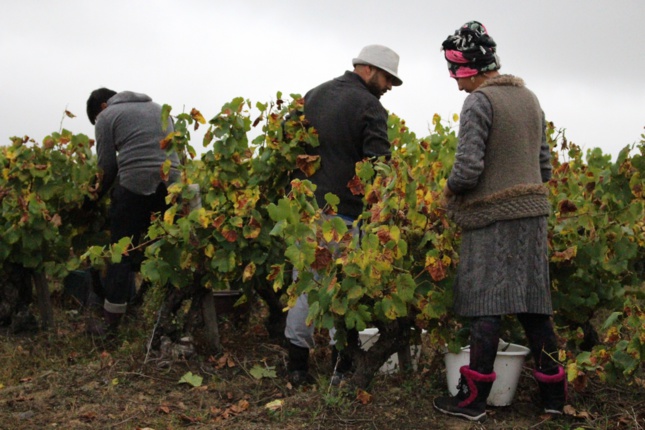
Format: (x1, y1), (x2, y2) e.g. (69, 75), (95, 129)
(107, 91), (153, 106)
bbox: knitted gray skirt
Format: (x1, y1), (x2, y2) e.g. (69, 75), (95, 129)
(453, 216), (553, 317)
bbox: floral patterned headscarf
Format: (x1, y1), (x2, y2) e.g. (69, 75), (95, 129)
(442, 21), (501, 78)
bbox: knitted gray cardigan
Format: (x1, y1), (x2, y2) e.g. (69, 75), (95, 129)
(446, 75), (552, 230)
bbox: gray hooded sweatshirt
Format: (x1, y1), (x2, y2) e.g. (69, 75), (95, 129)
(94, 91), (180, 195)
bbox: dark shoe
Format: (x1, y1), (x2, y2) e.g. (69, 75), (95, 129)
(533, 366), (567, 414)
(10, 309), (39, 334)
(433, 366), (496, 422)
(287, 342), (310, 386)
(288, 370), (314, 387)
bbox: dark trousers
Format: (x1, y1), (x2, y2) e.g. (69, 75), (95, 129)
(103, 183), (168, 311)
(469, 313), (560, 374)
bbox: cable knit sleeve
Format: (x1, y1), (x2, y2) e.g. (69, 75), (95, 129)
(539, 112), (552, 182)
(447, 92), (492, 194)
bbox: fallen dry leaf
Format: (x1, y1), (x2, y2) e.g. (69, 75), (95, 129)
(193, 385), (209, 391)
(563, 404), (593, 419)
(356, 389), (373, 405)
(179, 414), (200, 423)
(79, 411), (97, 422)
(230, 399), (250, 414)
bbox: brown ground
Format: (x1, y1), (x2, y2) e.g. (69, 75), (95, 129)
(0, 298), (643, 430)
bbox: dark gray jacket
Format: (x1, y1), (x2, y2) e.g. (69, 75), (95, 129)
(94, 91), (180, 196)
(296, 71), (391, 218)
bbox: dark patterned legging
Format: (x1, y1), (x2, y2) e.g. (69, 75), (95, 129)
(469, 313), (560, 375)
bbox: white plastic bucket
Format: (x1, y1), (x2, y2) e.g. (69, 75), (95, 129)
(443, 340), (530, 406)
(358, 328), (424, 374)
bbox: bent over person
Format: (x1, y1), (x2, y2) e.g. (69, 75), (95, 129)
(433, 22), (566, 422)
(85, 89), (180, 337)
(285, 45), (403, 385)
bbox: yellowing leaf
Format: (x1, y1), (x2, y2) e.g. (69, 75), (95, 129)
(243, 217), (262, 239)
(566, 362), (578, 382)
(552, 246), (577, 262)
(163, 206), (177, 225)
(190, 108), (206, 124)
(178, 371), (203, 387)
(197, 207), (210, 228)
(265, 399), (283, 411)
(242, 262), (256, 282)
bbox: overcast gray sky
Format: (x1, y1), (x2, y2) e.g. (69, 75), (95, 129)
(2, 0), (643, 159)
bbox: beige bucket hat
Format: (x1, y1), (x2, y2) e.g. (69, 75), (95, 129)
(352, 44), (403, 86)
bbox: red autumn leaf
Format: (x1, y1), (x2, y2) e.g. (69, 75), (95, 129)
(558, 199), (578, 214)
(296, 154), (320, 177)
(212, 215), (226, 229)
(160, 136), (171, 150)
(426, 260), (447, 282)
(311, 246), (333, 271)
(347, 175), (364, 196)
(366, 188), (380, 204)
(554, 162), (570, 175)
(376, 229), (391, 244)
(221, 226), (238, 243)
(43, 137), (55, 149)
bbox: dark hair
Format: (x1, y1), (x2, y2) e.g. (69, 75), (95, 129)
(86, 88), (117, 124)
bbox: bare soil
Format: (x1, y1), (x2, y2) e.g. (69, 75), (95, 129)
(0, 299), (643, 430)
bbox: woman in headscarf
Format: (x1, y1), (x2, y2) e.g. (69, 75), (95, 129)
(433, 21), (567, 422)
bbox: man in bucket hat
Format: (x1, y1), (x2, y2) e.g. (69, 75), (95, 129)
(285, 44), (402, 386)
